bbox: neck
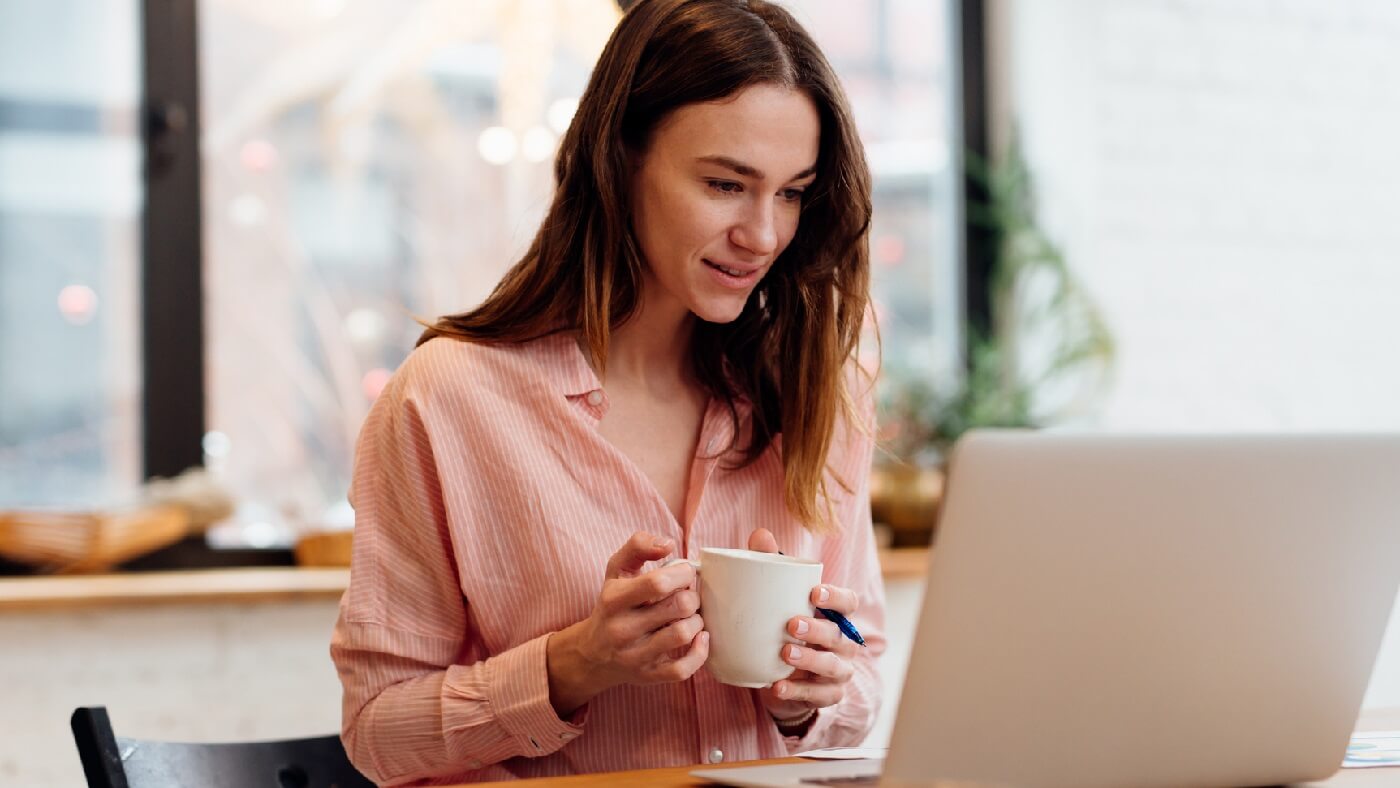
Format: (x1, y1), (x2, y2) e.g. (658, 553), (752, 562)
(603, 288), (696, 390)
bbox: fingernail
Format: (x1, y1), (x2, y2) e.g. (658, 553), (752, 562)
(652, 538), (671, 550)
(817, 586), (830, 604)
(787, 645), (803, 660)
(775, 682), (788, 698)
(794, 619), (809, 636)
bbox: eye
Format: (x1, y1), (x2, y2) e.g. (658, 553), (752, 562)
(707, 180), (743, 195)
(780, 188), (806, 202)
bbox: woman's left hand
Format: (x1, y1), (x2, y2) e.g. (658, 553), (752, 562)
(746, 529), (860, 724)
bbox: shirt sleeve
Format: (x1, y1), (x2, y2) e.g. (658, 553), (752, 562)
(781, 371), (887, 753)
(330, 369), (585, 786)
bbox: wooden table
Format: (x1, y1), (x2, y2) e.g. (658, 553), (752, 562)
(446, 709), (1400, 788)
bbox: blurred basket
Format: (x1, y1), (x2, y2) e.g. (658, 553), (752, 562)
(294, 530), (354, 567)
(0, 504), (190, 574)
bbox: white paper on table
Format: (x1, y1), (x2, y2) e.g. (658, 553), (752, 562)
(1343, 731), (1400, 769)
(796, 747), (888, 760)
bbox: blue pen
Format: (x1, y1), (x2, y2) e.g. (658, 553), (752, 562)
(816, 606), (866, 647)
(777, 550), (866, 647)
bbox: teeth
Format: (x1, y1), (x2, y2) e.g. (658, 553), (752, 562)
(710, 261), (745, 276)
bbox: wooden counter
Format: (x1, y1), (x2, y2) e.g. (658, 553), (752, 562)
(0, 548), (929, 612)
(878, 546), (932, 579)
(0, 567), (350, 612)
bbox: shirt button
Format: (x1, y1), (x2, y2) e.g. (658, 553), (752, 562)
(560, 731), (575, 740)
(708, 748), (724, 764)
(469, 759), (483, 770)
(586, 390), (603, 406)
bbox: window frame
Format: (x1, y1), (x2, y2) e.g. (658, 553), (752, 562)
(141, 0), (207, 482)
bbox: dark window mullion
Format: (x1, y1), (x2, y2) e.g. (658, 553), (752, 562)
(141, 0), (206, 480)
(958, 0), (995, 351)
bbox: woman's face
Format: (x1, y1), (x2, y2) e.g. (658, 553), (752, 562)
(629, 83), (820, 326)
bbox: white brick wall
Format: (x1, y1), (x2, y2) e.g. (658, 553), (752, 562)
(1004, 0), (1400, 432)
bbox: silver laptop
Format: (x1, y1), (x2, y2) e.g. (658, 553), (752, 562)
(696, 432), (1400, 787)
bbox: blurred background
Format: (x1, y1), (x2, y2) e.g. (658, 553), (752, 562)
(0, 0), (961, 551)
(3, 1), (1400, 785)
(6, 0), (1400, 557)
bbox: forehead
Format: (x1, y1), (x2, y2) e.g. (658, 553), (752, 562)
(648, 84), (821, 176)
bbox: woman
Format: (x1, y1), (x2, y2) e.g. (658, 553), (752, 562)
(331, 0), (885, 783)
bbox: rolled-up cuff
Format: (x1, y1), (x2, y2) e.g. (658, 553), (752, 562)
(781, 706), (837, 752)
(484, 632), (588, 756)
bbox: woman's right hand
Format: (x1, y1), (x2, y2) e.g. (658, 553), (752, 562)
(546, 532), (709, 716)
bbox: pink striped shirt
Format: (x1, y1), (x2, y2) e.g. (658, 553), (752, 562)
(331, 332), (886, 785)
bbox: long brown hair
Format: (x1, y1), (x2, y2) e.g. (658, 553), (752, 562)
(419, 0), (873, 531)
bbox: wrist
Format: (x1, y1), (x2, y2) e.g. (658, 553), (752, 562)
(546, 623), (611, 716)
(772, 707), (818, 737)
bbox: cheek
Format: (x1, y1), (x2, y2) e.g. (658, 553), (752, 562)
(775, 209), (802, 252)
(672, 201), (736, 255)
(654, 187), (724, 250)
(636, 193), (692, 266)
(634, 175), (689, 261)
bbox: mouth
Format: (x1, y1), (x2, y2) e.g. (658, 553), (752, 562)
(703, 259), (762, 287)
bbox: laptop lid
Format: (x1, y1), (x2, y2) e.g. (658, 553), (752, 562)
(885, 431), (1400, 788)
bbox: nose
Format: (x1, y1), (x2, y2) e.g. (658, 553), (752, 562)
(730, 199), (778, 258)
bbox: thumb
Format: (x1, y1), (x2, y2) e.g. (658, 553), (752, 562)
(747, 527), (780, 554)
(606, 531), (675, 579)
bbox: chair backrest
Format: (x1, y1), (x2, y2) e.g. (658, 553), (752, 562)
(71, 706), (374, 788)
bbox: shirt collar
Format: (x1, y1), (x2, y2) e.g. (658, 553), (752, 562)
(537, 330), (754, 422)
(536, 331), (602, 398)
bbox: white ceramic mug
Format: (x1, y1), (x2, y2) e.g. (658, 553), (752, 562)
(673, 548), (824, 688)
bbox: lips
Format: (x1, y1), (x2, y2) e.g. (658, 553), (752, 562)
(704, 259), (761, 277)
(702, 258), (765, 293)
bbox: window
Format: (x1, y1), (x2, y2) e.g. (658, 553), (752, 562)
(195, 0), (619, 542)
(0, 0), (144, 508)
(197, 0), (961, 545)
(793, 0), (962, 383)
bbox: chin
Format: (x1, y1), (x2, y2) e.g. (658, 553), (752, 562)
(693, 299), (749, 325)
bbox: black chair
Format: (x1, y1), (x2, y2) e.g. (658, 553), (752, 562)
(70, 706), (375, 788)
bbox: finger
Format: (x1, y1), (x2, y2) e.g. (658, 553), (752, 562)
(782, 643), (854, 683)
(657, 629), (710, 683)
(606, 532), (675, 580)
(810, 584), (859, 615)
(640, 612), (704, 656)
(787, 617), (859, 659)
(747, 528), (780, 554)
(765, 669), (815, 696)
(772, 676), (844, 707)
(601, 562), (696, 611)
(611, 589), (701, 642)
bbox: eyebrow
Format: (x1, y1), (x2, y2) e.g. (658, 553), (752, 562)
(696, 155), (817, 182)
